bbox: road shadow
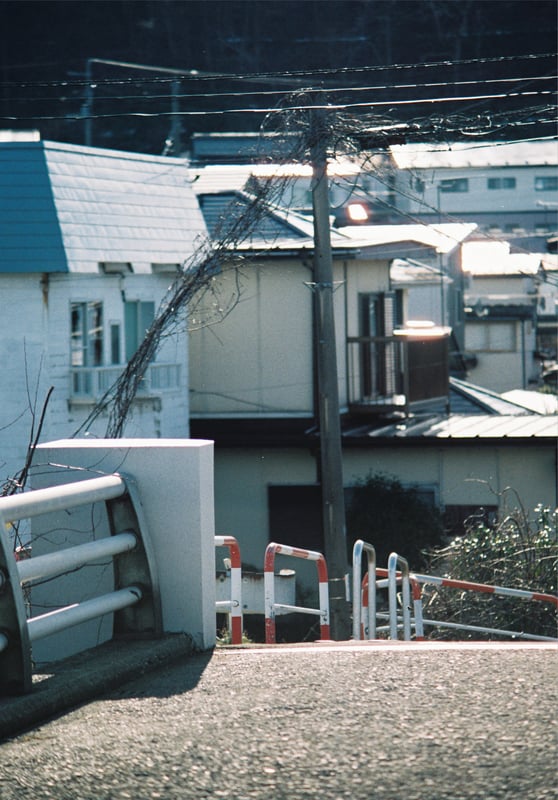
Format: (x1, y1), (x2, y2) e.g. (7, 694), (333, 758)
(0, 634), (212, 740)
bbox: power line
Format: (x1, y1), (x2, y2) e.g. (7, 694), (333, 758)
(1, 92), (555, 123)
(1, 52), (555, 90)
(7, 73), (556, 105)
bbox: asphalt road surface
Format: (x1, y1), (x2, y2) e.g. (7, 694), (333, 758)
(1, 641), (556, 800)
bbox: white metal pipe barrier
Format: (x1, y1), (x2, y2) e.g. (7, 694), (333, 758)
(27, 587), (143, 641)
(264, 543), (330, 644)
(214, 535), (243, 645)
(388, 553), (412, 641)
(408, 572), (558, 642)
(0, 474), (162, 695)
(356, 567), (424, 641)
(352, 540), (376, 640)
(17, 532), (137, 584)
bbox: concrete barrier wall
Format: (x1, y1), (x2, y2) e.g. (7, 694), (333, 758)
(30, 439), (215, 662)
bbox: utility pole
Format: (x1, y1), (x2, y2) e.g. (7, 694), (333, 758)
(310, 108), (351, 640)
(82, 58), (188, 152)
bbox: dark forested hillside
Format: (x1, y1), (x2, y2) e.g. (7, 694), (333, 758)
(0, 0), (556, 154)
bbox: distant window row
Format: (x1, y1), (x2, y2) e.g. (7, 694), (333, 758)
(436, 176), (558, 193)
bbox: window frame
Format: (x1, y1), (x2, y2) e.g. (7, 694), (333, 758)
(487, 177), (516, 190)
(439, 178), (469, 193)
(71, 300), (104, 368)
(534, 176), (558, 192)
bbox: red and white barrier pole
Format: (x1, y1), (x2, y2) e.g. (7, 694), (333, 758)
(215, 535), (243, 645)
(264, 542), (330, 644)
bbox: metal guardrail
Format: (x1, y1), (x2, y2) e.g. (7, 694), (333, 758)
(0, 474), (162, 695)
(351, 542), (557, 643)
(408, 571), (558, 642)
(352, 539), (376, 641)
(264, 543), (330, 644)
(215, 535), (243, 645)
(387, 553), (412, 641)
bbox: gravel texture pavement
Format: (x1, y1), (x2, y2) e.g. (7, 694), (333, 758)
(0, 641), (557, 800)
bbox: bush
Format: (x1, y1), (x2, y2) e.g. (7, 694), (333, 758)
(424, 504), (558, 639)
(345, 472), (445, 571)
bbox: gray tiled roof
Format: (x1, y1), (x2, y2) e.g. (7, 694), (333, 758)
(0, 140), (206, 274)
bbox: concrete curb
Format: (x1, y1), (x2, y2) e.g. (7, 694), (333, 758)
(0, 634), (197, 741)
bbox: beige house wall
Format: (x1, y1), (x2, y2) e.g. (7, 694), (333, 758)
(212, 443), (556, 577)
(189, 256), (392, 418)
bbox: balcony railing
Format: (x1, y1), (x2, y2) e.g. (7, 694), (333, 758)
(347, 336), (406, 413)
(347, 332), (450, 414)
(71, 363), (181, 400)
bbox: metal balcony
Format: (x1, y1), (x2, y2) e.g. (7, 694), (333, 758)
(347, 329), (450, 416)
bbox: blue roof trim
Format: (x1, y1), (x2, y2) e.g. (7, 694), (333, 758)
(0, 143), (68, 273)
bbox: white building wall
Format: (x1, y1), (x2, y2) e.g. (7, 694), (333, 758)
(465, 318), (537, 392)
(0, 271), (190, 486)
(397, 164), (558, 218)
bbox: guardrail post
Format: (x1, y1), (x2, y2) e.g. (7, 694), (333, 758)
(387, 552), (411, 641)
(352, 540), (376, 640)
(215, 535), (243, 644)
(0, 524), (32, 695)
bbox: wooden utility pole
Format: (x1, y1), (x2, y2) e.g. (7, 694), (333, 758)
(310, 109), (351, 640)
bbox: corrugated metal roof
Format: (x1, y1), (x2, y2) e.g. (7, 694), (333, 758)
(0, 141), (207, 274)
(336, 223), (476, 254)
(390, 140), (558, 170)
(344, 412), (557, 442)
(462, 241), (558, 276)
(425, 414), (557, 439)
(449, 377), (535, 416)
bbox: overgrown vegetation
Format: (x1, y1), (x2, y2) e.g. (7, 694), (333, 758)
(346, 472), (445, 571)
(424, 503), (558, 639)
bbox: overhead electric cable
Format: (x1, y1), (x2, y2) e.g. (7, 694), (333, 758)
(0, 51), (554, 90)
(2, 90), (555, 122)
(7, 73), (556, 105)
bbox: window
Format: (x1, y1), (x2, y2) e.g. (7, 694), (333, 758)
(439, 178), (469, 193)
(124, 301), (155, 361)
(71, 302), (103, 367)
(487, 177), (516, 190)
(443, 505), (498, 537)
(100, 262), (133, 274)
(110, 323), (121, 365)
(535, 176), (558, 191)
(357, 292), (401, 398)
(269, 485), (324, 552)
(465, 321), (516, 353)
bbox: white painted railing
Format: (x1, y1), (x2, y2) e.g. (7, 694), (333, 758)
(71, 362), (181, 398)
(0, 474), (162, 696)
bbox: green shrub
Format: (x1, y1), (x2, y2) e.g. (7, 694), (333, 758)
(424, 504), (558, 639)
(345, 472), (445, 571)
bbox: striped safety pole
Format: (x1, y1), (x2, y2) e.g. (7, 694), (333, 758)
(410, 573), (558, 608)
(215, 535), (243, 645)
